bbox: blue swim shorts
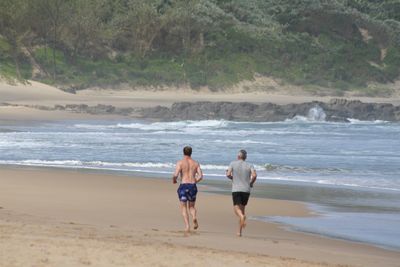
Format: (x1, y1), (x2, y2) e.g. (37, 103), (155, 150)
(177, 183), (198, 202)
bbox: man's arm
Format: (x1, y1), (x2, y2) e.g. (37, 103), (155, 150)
(195, 163), (203, 183)
(226, 164), (233, 180)
(250, 168), (257, 187)
(172, 161), (181, 184)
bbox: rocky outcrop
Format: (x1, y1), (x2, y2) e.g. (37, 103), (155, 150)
(3, 99), (400, 122)
(23, 104), (138, 116)
(323, 99), (399, 121)
(140, 99), (400, 122)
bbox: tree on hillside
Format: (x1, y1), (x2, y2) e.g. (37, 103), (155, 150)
(35, 0), (72, 80)
(112, 0), (171, 61)
(0, 0), (30, 79)
(168, 0), (227, 56)
(62, 0), (105, 62)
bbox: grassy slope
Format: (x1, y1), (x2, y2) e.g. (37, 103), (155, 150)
(1, 0), (400, 94)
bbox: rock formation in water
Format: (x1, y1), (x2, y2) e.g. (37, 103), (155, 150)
(140, 99), (400, 122)
(2, 99), (399, 122)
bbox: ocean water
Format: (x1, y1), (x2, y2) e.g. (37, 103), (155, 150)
(1, 112), (400, 250)
(262, 204), (400, 251)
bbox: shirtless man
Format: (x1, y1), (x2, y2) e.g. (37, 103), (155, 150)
(173, 146), (203, 234)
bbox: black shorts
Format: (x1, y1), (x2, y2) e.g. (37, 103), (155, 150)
(232, 192), (250, 206)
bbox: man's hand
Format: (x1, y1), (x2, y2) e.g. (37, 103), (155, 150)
(226, 169), (233, 180)
(195, 164), (203, 184)
(173, 161), (181, 184)
(250, 169), (257, 188)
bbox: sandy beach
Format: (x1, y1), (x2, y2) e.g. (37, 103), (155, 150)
(0, 167), (399, 267)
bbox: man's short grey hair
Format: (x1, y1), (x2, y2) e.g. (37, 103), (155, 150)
(238, 149), (247, 160)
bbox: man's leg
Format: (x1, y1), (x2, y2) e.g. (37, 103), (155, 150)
(240, 205), (246, 229)
(180, 201), (190, 234)
(233, 204), (246, 236)
(239, 192), (250, 231)
(188, 201), (199, 230)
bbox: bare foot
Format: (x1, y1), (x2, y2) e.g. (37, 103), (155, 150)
(240, 215), (247, 228)
(184, 227), (190, 237)
(237, 232), (242, 237)
(193, 219), (199, 230)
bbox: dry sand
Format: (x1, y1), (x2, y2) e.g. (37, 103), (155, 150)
(1, 80), (400, 122)
(1, 167), (399, 267)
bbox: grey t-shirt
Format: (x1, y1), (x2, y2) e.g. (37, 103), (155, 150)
(228, 160), (255, 193)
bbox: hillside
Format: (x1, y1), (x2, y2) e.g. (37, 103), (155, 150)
(1, 0), (400, 94)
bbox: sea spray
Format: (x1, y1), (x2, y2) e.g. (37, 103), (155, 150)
(307, 105), (326, 121)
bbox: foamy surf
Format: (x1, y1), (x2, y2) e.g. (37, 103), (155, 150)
(1, 119), (399, 192)
(74, 120), (230, 131)
(1, 159), (399, 191)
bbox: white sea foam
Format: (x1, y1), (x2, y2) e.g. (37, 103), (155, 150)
(0, 159), (266, 171)
(0, 160), (278, 179)
(285, 105), (327, 122)
(347, 118), (389, 124)
(212, 139), (278, 145)
(74, 120), (230, 131)
(0, 140), (53, 148)
(1, 159), (399, 191)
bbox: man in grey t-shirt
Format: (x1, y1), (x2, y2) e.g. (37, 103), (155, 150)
(226, 149), (257, 236)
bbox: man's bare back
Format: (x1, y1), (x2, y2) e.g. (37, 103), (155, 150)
(173, 146), (203, 234)
(173, 157), (202, 184)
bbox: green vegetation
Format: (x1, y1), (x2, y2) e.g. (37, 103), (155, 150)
(1, 0), (400, 92)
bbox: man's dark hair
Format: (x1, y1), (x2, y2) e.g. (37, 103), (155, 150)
(183, 146), (192, 156)
(239, 149), (247, 160)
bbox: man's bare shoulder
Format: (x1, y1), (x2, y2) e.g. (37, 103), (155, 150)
(190, 158), (200, 166)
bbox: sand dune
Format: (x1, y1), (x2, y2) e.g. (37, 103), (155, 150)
(1, 79), (329, 108)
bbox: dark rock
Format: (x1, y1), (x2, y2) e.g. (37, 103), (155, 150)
(54, 105), (65, 110)
(139, 99), (400, 122)
(14, 99), (400, 122)
(59, 87), (77, 94)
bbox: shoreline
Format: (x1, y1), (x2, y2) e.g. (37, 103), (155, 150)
(1, 162), (399, 194)
(1, 166), (399, 266)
